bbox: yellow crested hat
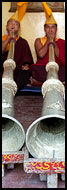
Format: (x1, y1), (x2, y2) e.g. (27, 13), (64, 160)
(8, 2), (28, 23)
(42, 2), (57, 25)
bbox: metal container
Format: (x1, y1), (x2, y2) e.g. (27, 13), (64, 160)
(2, 38), (25, 152)
(26, 37), (65, 159)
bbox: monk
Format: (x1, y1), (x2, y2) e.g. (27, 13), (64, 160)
(30, 2), (65, 86)
(2, 2), (34, 90)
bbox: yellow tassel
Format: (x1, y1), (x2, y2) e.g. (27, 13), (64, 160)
(17, 2), (28, 22)
(42, 2), (57, 25)
(8, 2), (28, 23)
(42, 2), (52, 18)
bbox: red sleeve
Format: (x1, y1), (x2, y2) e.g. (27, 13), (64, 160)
(57, 39), (65, 66)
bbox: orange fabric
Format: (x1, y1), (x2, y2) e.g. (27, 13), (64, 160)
(40, 36), (58, 46)
(2, 35), (20, 52)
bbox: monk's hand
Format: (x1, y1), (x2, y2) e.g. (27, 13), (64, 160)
(47, 35), (55, 48)
(62, 81), (65, 86)
(7, 35), (16, 44)
(21, 64), (30, 70)
(8, 30), (16, 43)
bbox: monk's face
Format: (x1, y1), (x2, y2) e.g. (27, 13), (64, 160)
(44, 24), (57, 40)
(6, 19), (20, 34)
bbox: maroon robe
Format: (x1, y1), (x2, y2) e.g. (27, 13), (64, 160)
(30, 39), (65, 82)
(2, 37), (34, 90)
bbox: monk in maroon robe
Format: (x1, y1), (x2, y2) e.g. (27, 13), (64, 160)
(2, 19), (34, 90)
(30, 33), (65, 85)
(30, 3), (65, 86)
